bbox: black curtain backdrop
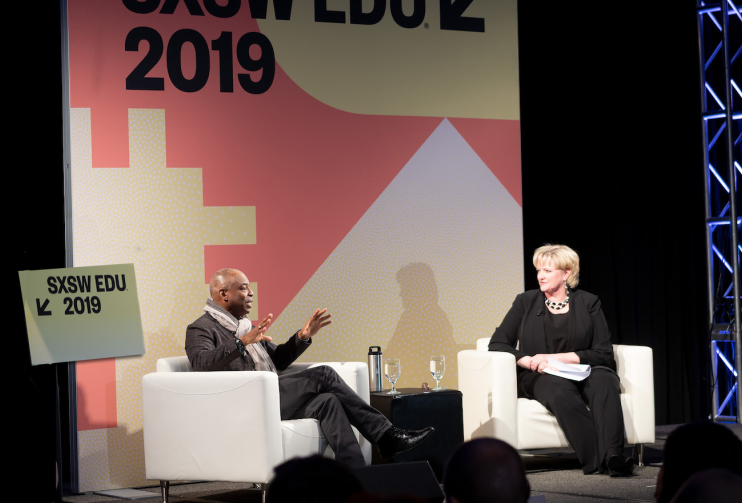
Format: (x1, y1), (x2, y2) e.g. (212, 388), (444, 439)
(518, 1), (710, 425)
(11, 1), (710, 497)
(9, 3), (65, 500)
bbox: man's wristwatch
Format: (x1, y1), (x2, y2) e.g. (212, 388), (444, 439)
(235, 338), (247, 356)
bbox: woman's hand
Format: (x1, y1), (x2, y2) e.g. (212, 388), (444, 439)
(527, 352), (580, 371)
(517, 354), (558, 373)
(529, 354), (550, 372)
(534, 360), (555, 374)
(240, 314), (274, 345)
(516, 356), (533, 369)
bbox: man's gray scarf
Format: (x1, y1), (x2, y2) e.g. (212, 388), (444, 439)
(203, 298), (276, 372)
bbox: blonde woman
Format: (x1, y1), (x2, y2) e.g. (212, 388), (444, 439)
(489, 244), (636, 476)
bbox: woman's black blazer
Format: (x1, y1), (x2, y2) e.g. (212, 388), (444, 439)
(488, 289), (616, 372)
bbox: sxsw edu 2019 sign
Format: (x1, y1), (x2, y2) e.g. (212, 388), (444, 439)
(123, 0), (485, 94)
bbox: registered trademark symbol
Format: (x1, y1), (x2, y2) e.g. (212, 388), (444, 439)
(424, 23), (429, 29)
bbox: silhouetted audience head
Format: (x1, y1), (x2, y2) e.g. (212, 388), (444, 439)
(669, 468), (742, 503)
(266, 455), (364, 503)
(655, 422), (742, 503)
(443, 438), (530, 503)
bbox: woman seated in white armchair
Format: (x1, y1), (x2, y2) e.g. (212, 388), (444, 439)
(488, 244), (636, 476)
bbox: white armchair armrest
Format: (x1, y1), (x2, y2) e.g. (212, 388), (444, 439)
(458, 350), (518, 445)
(143, 371), (283, 484)
(614, 345), (655, 444)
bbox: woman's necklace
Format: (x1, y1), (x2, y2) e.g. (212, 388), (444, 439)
(545, 290), (570, 310)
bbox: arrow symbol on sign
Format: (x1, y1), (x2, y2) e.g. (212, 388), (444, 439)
(36, 299), (51, 316)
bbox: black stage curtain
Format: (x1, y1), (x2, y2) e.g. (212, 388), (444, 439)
(8, 4), (66, 500)
(518, 1), (711, 425)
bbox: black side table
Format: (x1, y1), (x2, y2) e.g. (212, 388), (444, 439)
(370, 388), (464, 480)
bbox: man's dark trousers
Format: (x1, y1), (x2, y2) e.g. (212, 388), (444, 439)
(278, 365), (391, 467)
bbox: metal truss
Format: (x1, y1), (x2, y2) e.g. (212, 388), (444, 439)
(697, 1), (741, 423)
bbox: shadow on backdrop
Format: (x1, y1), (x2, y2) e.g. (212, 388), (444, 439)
(385, 263), (458, 389)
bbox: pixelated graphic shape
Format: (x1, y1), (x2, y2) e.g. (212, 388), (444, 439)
(449, 118), (522, 206)
(71, 108), (255, 491)
(269, 119), (523, 390)
(77, 358), (117, 431)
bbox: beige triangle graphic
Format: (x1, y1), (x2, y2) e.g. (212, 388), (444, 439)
(269, 118), (523, 389)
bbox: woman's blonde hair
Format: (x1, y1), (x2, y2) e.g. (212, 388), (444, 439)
(532, 244), (580, 288)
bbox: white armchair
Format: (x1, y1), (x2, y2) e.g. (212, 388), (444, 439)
(458, 338), (655, 464)
(142, 357), (372, 502)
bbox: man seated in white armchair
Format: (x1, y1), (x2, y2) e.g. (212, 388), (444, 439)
(185, 268), (433, 468)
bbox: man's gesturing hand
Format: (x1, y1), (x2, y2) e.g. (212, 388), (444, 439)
(298, 308), (332, 340)
(240, 314), (274, 346)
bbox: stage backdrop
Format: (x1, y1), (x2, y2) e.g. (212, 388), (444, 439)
(67, 0), (522, 491)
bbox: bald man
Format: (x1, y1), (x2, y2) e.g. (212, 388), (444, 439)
(184, 268), (433, 468)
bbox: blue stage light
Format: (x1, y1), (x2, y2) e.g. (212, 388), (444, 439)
(708, 163), (731, 193)
(706, 82), (726, 109)
(717, 348), (739, 377)
(711, 244), (734, 273)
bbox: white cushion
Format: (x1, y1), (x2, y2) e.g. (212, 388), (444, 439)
(156, 355), (192, 372)
(281, 419), (333, 461)
(517, 398), (569, 450)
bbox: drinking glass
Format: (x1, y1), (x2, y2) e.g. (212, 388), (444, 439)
(430, 355), (445, 390)
(385, 358), (401, 395)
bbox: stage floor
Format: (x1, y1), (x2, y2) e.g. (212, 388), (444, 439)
(62, 424), (741, 503)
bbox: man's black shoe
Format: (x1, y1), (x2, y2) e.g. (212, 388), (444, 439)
(377, 426), (435, 459)
(606, 455), (637, 477)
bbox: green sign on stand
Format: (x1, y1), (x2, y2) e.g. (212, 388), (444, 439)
(19, 264), (145, 365)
